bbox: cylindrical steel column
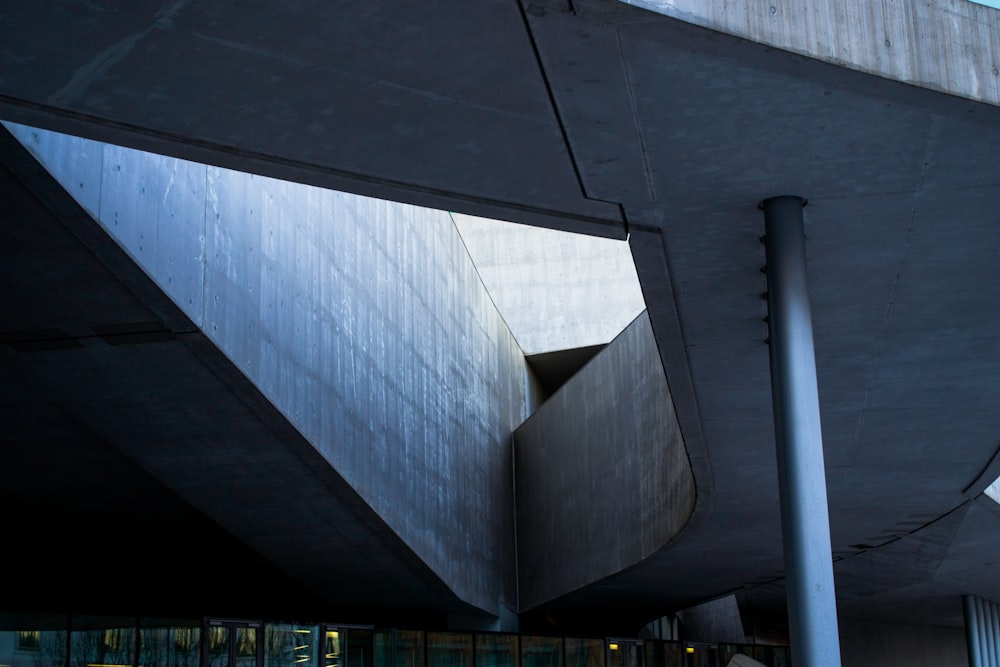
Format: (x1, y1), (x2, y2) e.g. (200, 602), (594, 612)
(978, 596), (991, 667)
(989, 599), (999, 667)
(965, 595), (983, 667)
(762, 196), (842, 667)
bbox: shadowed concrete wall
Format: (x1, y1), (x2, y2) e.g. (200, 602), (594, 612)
(839, 619), (968, 666)
(451, 212), (645, 355)
(623, 0), (1000, 106)
(5, 121), (528, 616)
(514, 312), (695, 609)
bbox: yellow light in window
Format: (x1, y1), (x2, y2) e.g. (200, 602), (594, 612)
(609, 644), (619, 651)
(685, 647), (695, 654)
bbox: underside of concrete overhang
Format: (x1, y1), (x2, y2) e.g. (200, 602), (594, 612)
(2, 0), (1000, 634)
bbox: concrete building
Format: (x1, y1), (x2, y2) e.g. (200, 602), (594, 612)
(2, 1), (1000, 665)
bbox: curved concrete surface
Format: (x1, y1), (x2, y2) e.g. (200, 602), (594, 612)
(3, 0), (1000, 637)
(514, 313), (695, 610)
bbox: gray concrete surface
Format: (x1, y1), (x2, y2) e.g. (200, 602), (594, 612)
(621, 0), (1000, 106)
(839, 619), (968, 667)
(5, 122), (529, 617)
(0, 126), (469, 620)
(451, 212), (645, 354)
(514, 313), (694, 610)
(2, 0), (1000, 637)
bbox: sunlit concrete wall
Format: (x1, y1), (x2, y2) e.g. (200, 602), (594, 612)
(451, 212), (646, 355)
(623, 0), (1000, 106)
(5, 121), (528, 616)
(514, 313), (694, 609)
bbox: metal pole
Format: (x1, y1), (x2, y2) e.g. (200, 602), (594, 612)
(762, 195), (843, 667)
(965, 595), (983, 667)
(989, 599), (999, 667)
(977, 597), (991, 667)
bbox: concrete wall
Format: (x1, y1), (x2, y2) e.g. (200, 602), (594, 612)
(451, 212), (646, 355)
(514, 313), (695, 609)
(839, 619), (968, 667)
(622, 0), (1000, 107)
(5, 121), (528, 616)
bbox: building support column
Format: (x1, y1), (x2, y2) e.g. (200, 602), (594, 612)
(965, 595), (984, 667)
(963, 594), (1000, 667)
(762, 196), (842, 667)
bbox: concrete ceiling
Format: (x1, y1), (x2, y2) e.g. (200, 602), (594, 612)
(2, 0), (1000, 632)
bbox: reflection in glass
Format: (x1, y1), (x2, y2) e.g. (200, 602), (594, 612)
(685, 647), (714, 667)
(265, 624), (318, 667)
(389, 630), (423, 667)
(324, 630), (341, 667)
(426, 632), (472, 667)
(347, 629), (372, 667)
(607, 643), (624, 667)
(565, 639), (602, 667)
(235, 627), (257, 667)
(520, 636), (561, 667)
(139, 620), (201, 667)
(475, 634), (517, 667)
(0, 615), (68, 667)
(206, 627), (230, 667)
(69, 618), (135, 667)
(643, 641), (684, 667)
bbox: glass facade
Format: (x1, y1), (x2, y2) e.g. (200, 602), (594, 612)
(519, 636), (560, 667)
(474, 634), (517, 667)
(0, 613), (68, 667)
(69, 616), (136, 667)
(265, 624), (318, 667)
(426, 632), (472, 667)
(565, 639), (603, 667)
(139, 619), (201, 667)
(0, 616), (791, 667)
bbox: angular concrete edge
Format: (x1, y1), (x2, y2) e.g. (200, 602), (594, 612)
(0, 124), (471, 617)
(620, 0), (1000, 107)
(514, 312), (696, 610)
(4, 121), (529, 617)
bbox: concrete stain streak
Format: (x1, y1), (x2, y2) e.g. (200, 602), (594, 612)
(48, 0), (191, 107)
(189, 32), (552, 127)
(616, 29), (656, 202)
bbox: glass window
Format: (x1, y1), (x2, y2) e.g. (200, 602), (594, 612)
(426, 632), (471, 667)
(323, 629), (341, 667)
(520, 636), (561, 667)
(643, 641), (684, 667)
(69, 617), (135, 667)
(347, 629), (372, 667)
(373, 630), (423, 667)
(139, 620), (201, 667)
(564, 639), (601, 667)
(265, 624), (318, 667)
(475, 634), (517, 667)
(206, 627), (231, 667)
(0, 614), (68, 667)
(18, 631), (42, 650)
(235, 627), (258, 667)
